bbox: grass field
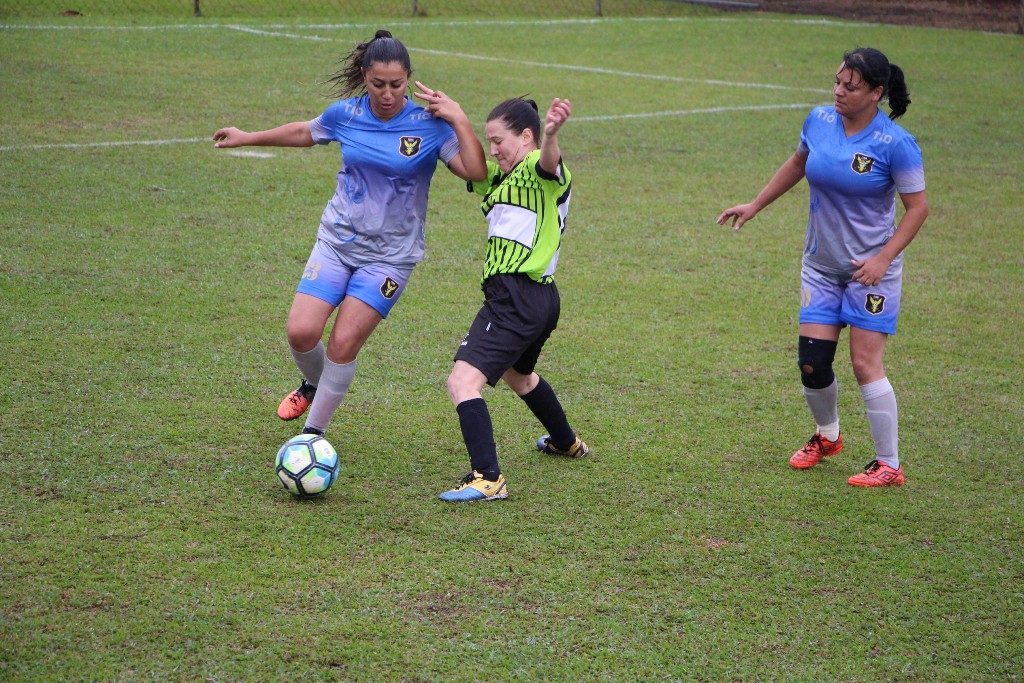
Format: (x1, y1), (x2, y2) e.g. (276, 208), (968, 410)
(1, 4), (1022, 681)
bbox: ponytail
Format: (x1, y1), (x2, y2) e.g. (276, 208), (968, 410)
(842, 47), (912, 120)
(886, 63), (911, 119)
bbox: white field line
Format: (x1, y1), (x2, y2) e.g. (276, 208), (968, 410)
(0, 104), (818, 152)
(411, 46), (829, 94)
(573, 102), (815, 122)
(220, 26), (829, 95)
(1, 19), (833, 96)
(0, 137), (208, 152)
(0, 17), (877, 31)
(0, 20), (828, 153)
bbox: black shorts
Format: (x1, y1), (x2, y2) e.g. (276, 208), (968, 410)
(453, 274), (561, 386)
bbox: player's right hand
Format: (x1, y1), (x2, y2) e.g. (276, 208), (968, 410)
(212, 127), (245, 148)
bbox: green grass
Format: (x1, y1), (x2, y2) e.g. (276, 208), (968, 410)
(2, 5), (1023, 681)
(0, 0), (716, 19)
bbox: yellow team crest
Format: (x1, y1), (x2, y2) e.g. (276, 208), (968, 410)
(399, 136), (422, 158)
(851, 153), (876, 174)
(380, 276), (400, 299)
(865, 293), (886, 315)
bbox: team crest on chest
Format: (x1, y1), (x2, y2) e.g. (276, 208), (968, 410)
(380, 277), (400, 299)
(865, 293), (886, 315)
(851, 153), (876, 174)
(399, 136), (422, 158)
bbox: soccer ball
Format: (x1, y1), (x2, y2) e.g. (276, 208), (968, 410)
(275, 434), (339, 497)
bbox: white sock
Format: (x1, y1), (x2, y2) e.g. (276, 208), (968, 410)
(290, 340), (325, 387)
(304, 358), (356, 434)
(861, 377), (899, 469)
(817, 422), (840, 442)
(803, 379), (839, 441)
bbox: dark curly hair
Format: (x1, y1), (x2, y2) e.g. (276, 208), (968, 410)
(325, 30), (412, 100)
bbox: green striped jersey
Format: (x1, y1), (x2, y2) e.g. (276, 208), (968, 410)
(468, 150), (572, 285)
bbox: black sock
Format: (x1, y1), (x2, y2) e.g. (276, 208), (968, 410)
(520, 375), (576, 450)
(456, 398), (500, 480)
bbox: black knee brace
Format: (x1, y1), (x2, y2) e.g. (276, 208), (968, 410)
(797, 336), (838, 389)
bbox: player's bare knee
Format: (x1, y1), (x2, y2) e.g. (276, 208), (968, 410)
(324, 336), (360, 365)
(445, 372), (461, 398)
(850, 354), (882, 385)
(286, 327), (320, 353)
(798, 336), (838, 389)
(502, 370), (537, 396)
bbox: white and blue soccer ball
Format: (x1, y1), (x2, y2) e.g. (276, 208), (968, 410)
(275, 434), (339, 497)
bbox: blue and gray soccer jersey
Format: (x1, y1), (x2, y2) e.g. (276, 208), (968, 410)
(798, 106), (925, 277)
(309, 95), (461, 267)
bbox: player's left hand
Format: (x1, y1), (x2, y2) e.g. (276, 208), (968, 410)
(850, 255), (891, 288)
(545, 98), (571, 136)
(413, 81), (466, 122)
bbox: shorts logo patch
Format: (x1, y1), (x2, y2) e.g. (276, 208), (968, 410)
(303, 261), (321, 281)
(380, 277), (400, 299)
(865, 293), (886, 315)
(851, 153), (876, 174)
(399, 136), (422, 158)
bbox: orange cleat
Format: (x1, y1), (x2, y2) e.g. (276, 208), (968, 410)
(789, 432), (843, 469)
(848, 460), (905, 487)
(277, 380), (317, 421)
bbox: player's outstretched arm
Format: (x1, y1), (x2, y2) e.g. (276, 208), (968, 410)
(412, 81), (486, 182)
(539, 98), (571, 176)
(212, 121), (314, 148)
(717, 151), (807, 231)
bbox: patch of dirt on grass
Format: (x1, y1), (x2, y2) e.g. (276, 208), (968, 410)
(755, 0), (1021, 34)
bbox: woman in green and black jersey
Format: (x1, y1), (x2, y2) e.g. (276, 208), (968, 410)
(414, 94), (588, 502)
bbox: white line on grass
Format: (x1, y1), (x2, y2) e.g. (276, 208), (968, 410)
(410, 47), (830, 94)
(1, 20), (834, 95)
(225, 25), (335, 41)
(220, 26), (829, 95)
(0, 137), (208, 152)
(0, 20), (828, 154)
(0, 104), (819, 152)
(574, 102), (817, 122)
(0, 17), (879, 31)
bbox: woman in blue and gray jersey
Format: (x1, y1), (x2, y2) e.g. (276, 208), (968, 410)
(213, 30), (486, 439)
(718, 47), (929, 488)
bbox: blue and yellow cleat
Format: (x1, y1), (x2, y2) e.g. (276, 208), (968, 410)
(438, 471), (508, 502)
(536, 435), (589, 459)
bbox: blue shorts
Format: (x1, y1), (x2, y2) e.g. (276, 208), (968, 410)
(800, 262), (902, 335)
(296, 240), (412, 318)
